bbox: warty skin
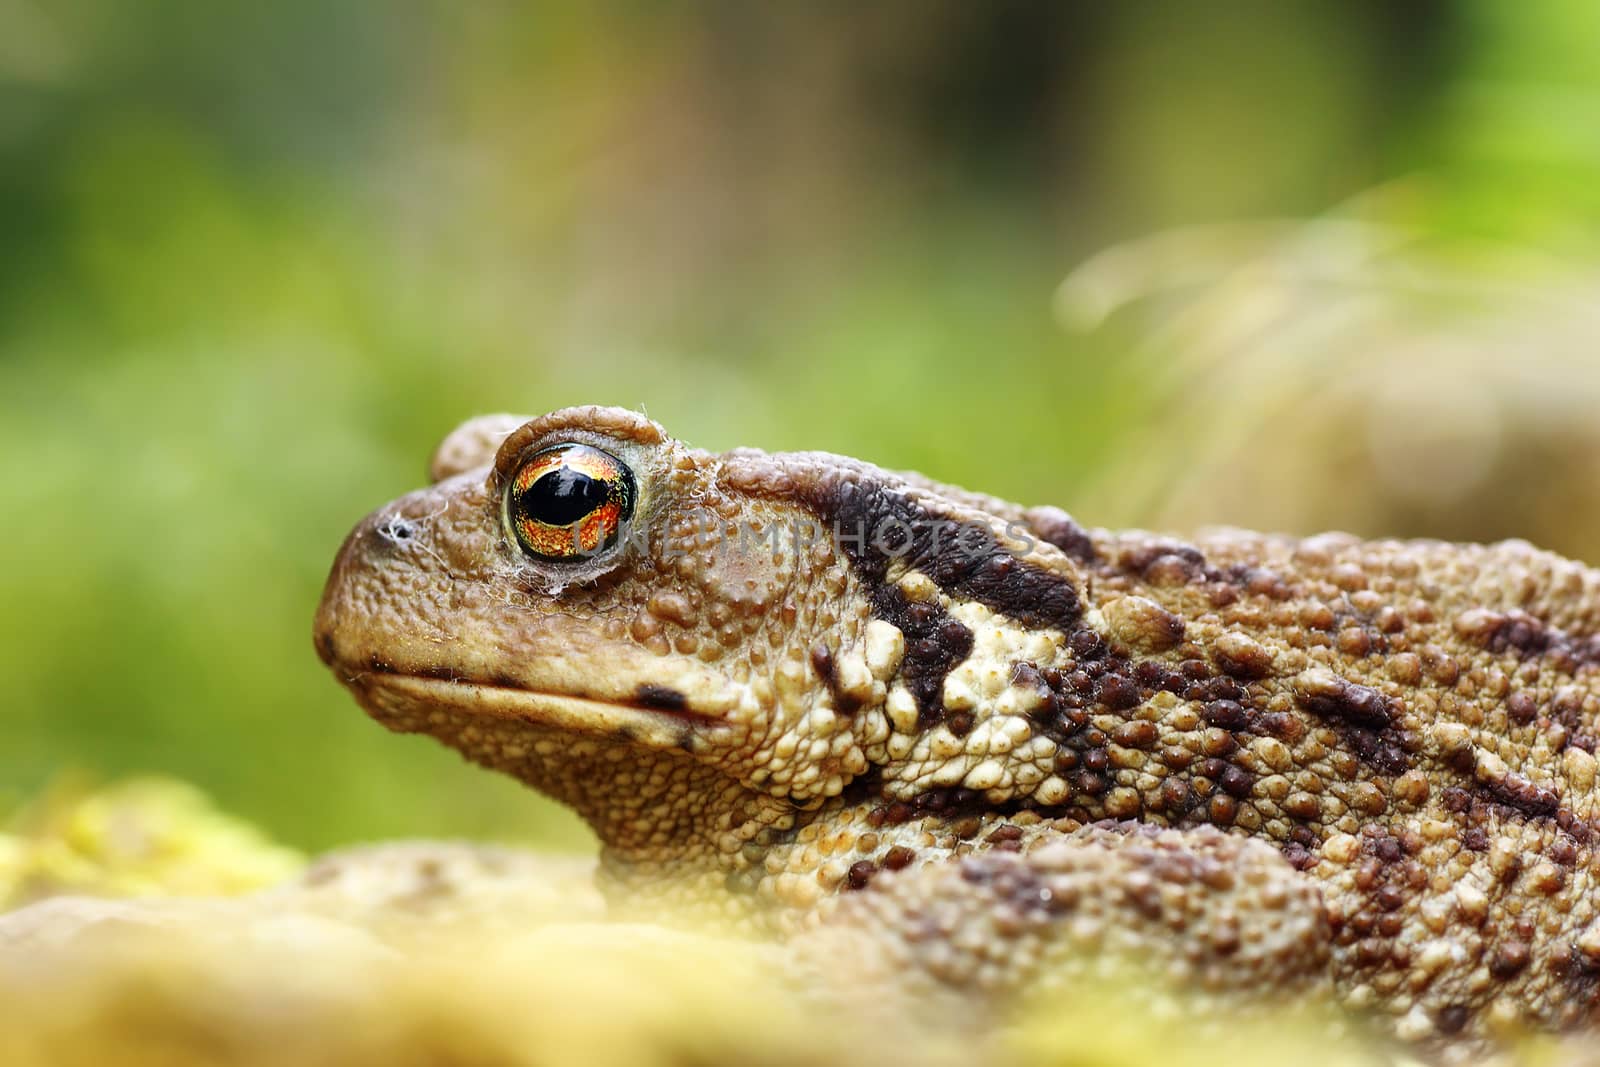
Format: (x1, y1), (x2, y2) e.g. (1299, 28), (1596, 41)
(316, 406), (1600, 1057)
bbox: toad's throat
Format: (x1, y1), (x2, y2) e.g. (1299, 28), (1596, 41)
(353, 673), (730, 748)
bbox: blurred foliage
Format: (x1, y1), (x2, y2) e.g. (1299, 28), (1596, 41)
(2, 1), (1599, 850)
(0, 777), (303, 909)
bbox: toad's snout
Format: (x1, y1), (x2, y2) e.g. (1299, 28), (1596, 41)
(313, 478), (493, 680)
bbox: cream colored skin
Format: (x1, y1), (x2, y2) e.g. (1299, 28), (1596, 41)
(317, 406), (1600, 1057)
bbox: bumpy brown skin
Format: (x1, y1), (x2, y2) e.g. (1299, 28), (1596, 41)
(315, 406), (1600, 1057)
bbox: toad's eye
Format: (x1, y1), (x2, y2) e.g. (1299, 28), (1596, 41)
(503, 443), (636, 561)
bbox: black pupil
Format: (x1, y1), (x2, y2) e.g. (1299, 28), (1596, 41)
(523, 466), (608, 527)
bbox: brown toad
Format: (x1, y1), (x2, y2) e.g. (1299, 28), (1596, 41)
(315, 405), (1600, 1056)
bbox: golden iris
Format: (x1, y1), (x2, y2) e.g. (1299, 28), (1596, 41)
(504, 443), (635, 561)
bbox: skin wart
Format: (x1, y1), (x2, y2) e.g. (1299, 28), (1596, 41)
(315, 405), (1600, 1058)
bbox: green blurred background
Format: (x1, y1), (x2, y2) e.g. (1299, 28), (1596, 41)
(5, 1), (1600, 853)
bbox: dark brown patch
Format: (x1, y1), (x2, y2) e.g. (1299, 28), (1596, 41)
(1346, 729), (1413, 775)
(1555, 943), (1600, 1007)
(952, 815), (983, 840)
(1489, 939), (1532, 978)
(844, 863), (883, 889)
(1507, 691), (1538, 725)
(844, 860), (877, 890)
(1464, 610), (1600, 670)
(1183, 675), (1248, 705)
(1297, 676), (1395, 729)
(1228, 564), (1294, 601)
(1212, 639), (1273, 680)
(633, 683), (689, 711)
(1010, 660), (1049, 695)
(1291, 673), (1414, 773)
(1282, 842), (1317, 871)
(1480, 772), (1562, 820)
(1023, 505), (1098, 564)
(1487, 612), (1558, 657)
(1203, 700), (1251, 731)
(909, 787), (992, 819)
(1219, 765), (1256, 799)
(1145, 607), (1188, 650)
(1158, 778), (1194, 817)
(810, 641), (862, 715)
(1442, 760), (1584, 840)
(884, 590), (974, 726)
(1114, 539), (1224, 588)
(800, 475), (1114, 726)
(1556, 809), (1594, 846)
(882, 845), (917, 870)
(1435, 1004), (1470, 1036)
(871, 784), (1087, 828)
(809, 642), (835, 688)
(1548, 687), (1600, 753)
(838, 766), (886, 812)
(803, 475), (1083, 632)
(1097, 673), (1141, 710)
(867, 800), (916, 827)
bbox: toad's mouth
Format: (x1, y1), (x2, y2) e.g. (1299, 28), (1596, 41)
(347, 672), (732, 749)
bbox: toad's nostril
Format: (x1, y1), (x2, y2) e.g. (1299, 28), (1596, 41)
(375, 517), (418, 545)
